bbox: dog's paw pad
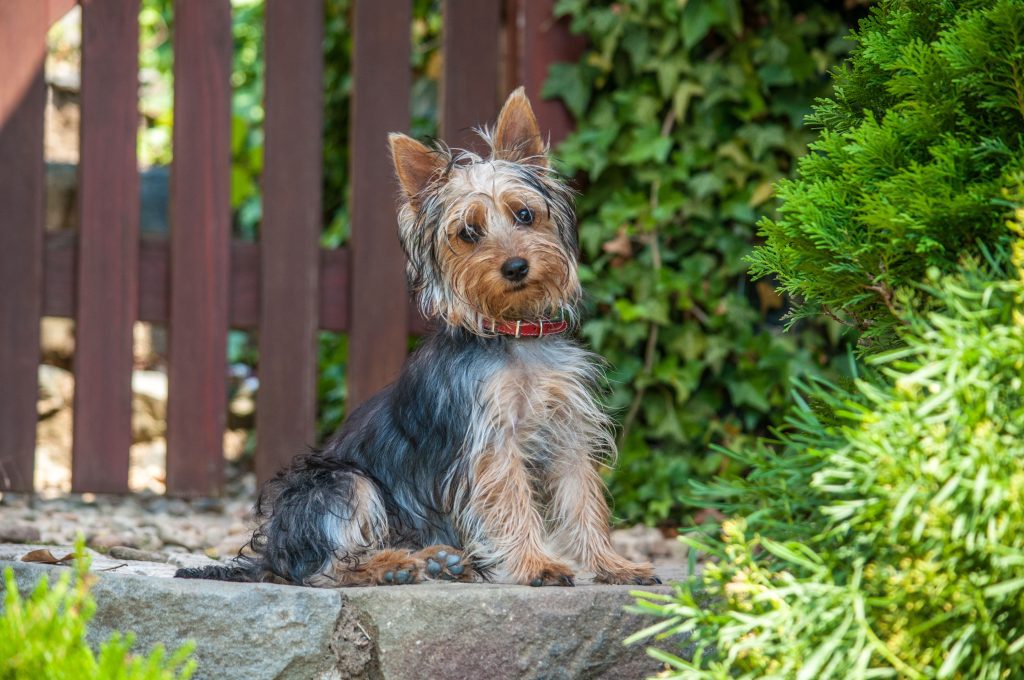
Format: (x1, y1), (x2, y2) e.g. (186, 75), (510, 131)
(416, 545), (473, 582)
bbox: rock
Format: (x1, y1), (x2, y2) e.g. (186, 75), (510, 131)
(4, 562), (361, 679)
(164, 551), (222, 571)
(610, 525), (681, 564)
(0, 524), (42, 543)
(212, 532), (252, 559)
(88, 531), (138, 551)
(37, 364), (74, 418)
(345, 579), (680, 679)
(35, 407), (74, 493)
(132, 370), (167, 443)
(163, 498), (191, 517)
(129, 439), (166, 494)
(223, 428), (248, 462)
(108, 546), (168, 563)
(40, 317), (74, 364)
(227, 376), (258, 429)
(2, 558), (689, 680)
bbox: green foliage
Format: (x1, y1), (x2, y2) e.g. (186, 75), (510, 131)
(0, 541), (195, 680)
(547, 0), (861, 524)
(629, 1), (1024, 675)
(631, 260), (1024, 678)
(751, 0), (1024, 341)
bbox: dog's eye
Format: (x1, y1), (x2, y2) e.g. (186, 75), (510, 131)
(514, 207), (534, 225)
(458, 225), (481, 244)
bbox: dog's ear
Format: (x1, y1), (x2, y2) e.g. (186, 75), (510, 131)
(492, 87), (547, 167)
(389, 133), (445, 202)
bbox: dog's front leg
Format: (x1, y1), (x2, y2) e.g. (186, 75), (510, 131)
(548, 457), (660, 585)
(467, 445), (575, 586)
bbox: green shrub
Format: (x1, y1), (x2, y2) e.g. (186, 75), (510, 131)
(750, 0), (1024, 342)
(631, 255), (1024, 678)
(546, 0), (861, 524)
(0, 543), (196, 680)
(629, 0), (1024, 675)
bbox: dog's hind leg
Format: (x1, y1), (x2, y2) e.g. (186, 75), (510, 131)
(253, 454), (392, 586)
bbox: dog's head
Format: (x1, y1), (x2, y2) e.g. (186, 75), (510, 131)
(388, 88), (580, 333)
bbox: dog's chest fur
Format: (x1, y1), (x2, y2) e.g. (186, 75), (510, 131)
(465, 339), (611, 465)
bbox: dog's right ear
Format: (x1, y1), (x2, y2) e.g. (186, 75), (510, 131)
(389, 133), (444, 203)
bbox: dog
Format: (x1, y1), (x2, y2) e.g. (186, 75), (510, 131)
(176, 88), (658, 588)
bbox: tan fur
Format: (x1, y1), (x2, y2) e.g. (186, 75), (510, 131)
(467, 445), (575, 585)
(454, 345), (655, 585)
(438, 181), (578, 323)
(392, 89), (579, 334)
(324, 549), (423, 587)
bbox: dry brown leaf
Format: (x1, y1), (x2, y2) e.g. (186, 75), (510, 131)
(602, 227), (633, 258)
(21, 549), (75, 565)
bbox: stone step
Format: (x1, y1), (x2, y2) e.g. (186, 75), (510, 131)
(1, 545), (686, 679)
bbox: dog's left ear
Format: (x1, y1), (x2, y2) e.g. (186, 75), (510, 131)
(493, 87), (547, 167)
(389, 133), (446, 204)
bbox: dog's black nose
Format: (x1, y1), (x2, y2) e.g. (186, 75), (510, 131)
(501, 257), (530, 282)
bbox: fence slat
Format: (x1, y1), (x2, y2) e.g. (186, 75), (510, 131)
(0, 2), (46, 492)
(44, 235), (358, 334)
(441, 0), (500, 152)
(347, 0), (412, 411)
(505, 0), (584, 148)
(256, 0), (324, 483)
(71, 0), (140, 494)
(166, 0), (232, 497)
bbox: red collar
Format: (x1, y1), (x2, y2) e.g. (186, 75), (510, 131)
(483, 318), (569, 338)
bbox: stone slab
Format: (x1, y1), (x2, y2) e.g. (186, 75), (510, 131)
(1, 546), (687, 679)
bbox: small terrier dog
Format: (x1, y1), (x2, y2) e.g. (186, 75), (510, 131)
(177, 89), (658, 588)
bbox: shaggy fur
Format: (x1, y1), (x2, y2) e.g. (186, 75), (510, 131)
(176, 88), (658, 588)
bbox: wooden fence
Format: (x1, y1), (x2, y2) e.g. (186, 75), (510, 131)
(0, 0), (582, 497)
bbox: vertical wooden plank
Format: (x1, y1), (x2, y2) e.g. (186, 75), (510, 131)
(72, 0), (140, 494)
(441, 0), (501, 152)
(47, 0), (77, 27)
(0, 1), (46, 492)
(256, 0), (323, 484)
(166, 0), (232, 497)
(506, 0), (584, 147)
(347, 0), (411, 411)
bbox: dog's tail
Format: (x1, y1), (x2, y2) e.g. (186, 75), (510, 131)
(173, 452), (388, 586)
(174, 556), (265, 582)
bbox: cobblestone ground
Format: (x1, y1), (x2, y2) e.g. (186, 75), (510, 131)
(0, 482), (687, 570)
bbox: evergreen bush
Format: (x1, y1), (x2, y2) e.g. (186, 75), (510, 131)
(630, 0), (1024, 675)
(632, 253), (1024, 678)
(750, 0), (1024, 341)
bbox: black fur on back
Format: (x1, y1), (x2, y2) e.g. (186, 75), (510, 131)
(175, 326), (522, 585)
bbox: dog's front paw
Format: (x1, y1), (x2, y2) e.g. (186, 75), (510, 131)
(414, 545), (475, 582)
(594, 561), (661, 586)
(520, 560), (575, 587)
(357, 549), (423, 586)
